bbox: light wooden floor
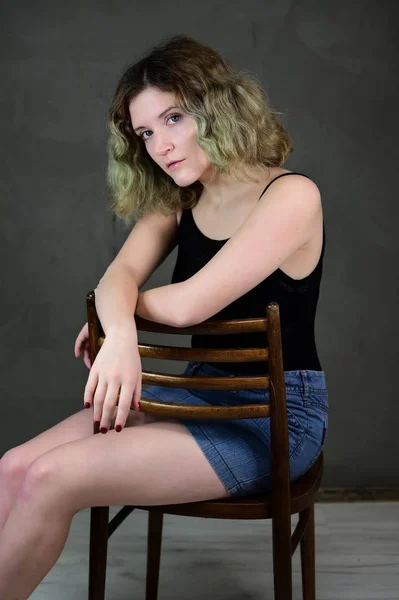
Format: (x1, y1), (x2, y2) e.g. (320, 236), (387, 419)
(32, 502), (399, 599)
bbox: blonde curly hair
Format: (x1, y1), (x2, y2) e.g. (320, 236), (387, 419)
(107, 34), (293, 225)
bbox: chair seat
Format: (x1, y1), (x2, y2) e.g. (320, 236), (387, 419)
(137, 453), (323, 520)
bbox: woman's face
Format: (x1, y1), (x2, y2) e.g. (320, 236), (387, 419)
(129, 87), (213, 186)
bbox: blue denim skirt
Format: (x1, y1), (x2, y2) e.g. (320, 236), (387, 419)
(141, 361), (329, 498)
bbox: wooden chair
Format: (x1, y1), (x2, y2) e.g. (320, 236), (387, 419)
(86, 290), (324, 600)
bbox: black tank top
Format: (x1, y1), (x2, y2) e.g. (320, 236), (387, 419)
(171, 172), (326, 375)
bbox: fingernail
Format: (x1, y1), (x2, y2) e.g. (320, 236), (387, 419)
(115, 425), (122, 432)
(84, 402), (90, 408)
(100, 427), (107, 434)
(94, 421), (100, 427)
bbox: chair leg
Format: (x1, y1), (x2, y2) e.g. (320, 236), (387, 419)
(146, 510), (164, 600)
(88, 506), (109, 600)
(300, 504), (315, 600)
(272, 515), (293, 599)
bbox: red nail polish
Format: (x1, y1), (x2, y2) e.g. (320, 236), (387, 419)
(115, 425), (122, 432)
(94, 421), (100, 427)
(84, 402), (90, 408)
(100, 427), (107, 434)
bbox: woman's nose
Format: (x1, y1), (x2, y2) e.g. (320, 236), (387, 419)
(154, 135), (173, 156)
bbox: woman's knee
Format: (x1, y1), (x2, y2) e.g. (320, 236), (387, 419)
(16, 456), (56, 506)
(0, 447), (30, 487)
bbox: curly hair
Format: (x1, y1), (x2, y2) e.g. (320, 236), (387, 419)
(107, 34), (293, 225)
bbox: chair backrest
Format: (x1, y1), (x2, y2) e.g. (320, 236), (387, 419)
(86, 291), (291, 513)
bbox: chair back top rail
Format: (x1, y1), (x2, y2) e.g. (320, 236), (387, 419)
(134, 314), (268, 335)
(98, 337), (268, 363)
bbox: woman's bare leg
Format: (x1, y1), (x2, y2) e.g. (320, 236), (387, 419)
(0, 405), (164, 533)
(0, 420), (230, 599)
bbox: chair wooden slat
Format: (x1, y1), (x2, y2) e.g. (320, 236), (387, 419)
(138, 397), (271, 420)
(141, 371), (269, 390)
(134, 314), (268, 335)
(98, 337), (269, 362)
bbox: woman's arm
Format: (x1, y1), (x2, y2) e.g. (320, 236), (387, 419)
(94, 263), (140, 339)
(135, 283), (187, 327)
(95, 261), (185, 334)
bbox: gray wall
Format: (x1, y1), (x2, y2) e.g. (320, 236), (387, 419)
(1, 1), (398, 487)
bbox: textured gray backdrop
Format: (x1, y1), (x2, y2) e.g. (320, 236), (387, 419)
(1, 0), (398, 487)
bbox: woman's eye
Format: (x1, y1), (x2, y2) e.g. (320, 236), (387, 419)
(140, 113), (181, 140)
(169, 113), (181, 125)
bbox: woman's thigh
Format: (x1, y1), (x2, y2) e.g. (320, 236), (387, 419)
(20, 420), (230, 512)
(2, 406), (165, 473)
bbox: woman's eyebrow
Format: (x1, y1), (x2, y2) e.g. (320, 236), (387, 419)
(133, 106), (179, 133)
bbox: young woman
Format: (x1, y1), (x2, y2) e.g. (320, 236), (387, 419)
(0, 35), (328, 598)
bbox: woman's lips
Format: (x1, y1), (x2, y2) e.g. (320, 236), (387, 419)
(168, 160), (185, 169)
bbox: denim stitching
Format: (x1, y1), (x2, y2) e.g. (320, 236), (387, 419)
(297, 397), (327, 477)
(302, 371), (329, 412)
(238, 426), (309, 492)
(286, 408), (307, 435)
(192, 421), (244, 494)
(295, 413), (328, 477)
(240, 466), (272, 488)
(288, 430), (309, 467)
(305, 403), (329, 414)
(142, 388), (193, 404)
(251, 412), (307, 462)
(301, 369), (328, 393)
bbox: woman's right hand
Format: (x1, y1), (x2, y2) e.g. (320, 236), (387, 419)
(75, 323), (142, 432)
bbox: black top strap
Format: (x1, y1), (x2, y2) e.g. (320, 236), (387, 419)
(258, 172), (310, 201)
